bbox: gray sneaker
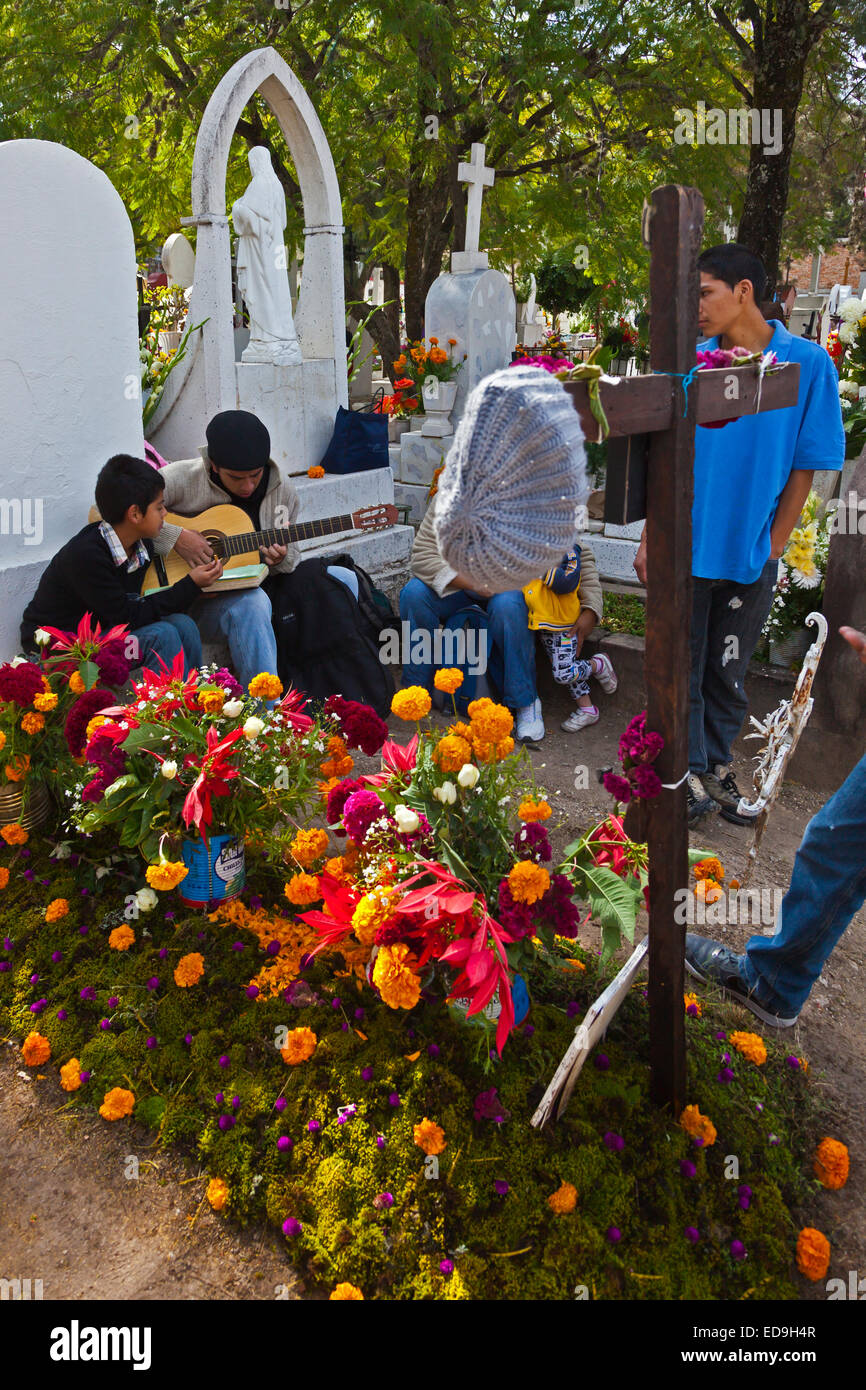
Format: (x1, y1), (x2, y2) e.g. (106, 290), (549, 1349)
(700, 764), (755, 825)
(685, 933), (799, 1028)
(687, 773), (718, 824)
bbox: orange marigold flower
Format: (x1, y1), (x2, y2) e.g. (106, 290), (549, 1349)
(290, 827), (330, 868)
(352, 887), (397, 945)
(447, 337), (457, 346)
(206, 1177), (229, 1211)
(414, 1117), (446, 1155)
(694, 878), (723, 904)
(60, 1058), (82, 1092)
(145, 860), (189, 891)
(318, 776), (341, 801)
(0, 867), (8, 890)
(548, 1181), (578, 1214)
(0, 730), (5, 752)
(679, 1104), (717, 1147)
(85, 715), (110, 743)
(684, 992), (702, 1018)
(693, 856), (724, 882)
(33, 691), (58, 712)
(813, 1138), (849, 1190)
(284, 872), (321, 906)
(434, 667), (464, 694)
(429, 336), (439, 345)
(199, 688), (225, 714)
(1, 823), (28, 845)
(174, 952), (205, 987)
(281, 1026), (318, 1065)
(373, 942), (421, 1009)
(109, 924), (135, 951)
(99, 1086), (135, 1121)
(518, 798), (552, 823)
(796, 1227), (831, 1282)
(448, 721), (473, 742)
(330, 1282), (364, 1300)
(434, 734), (472, 773)
(248, 672), (283, 700)
(468, 698), (513, 743)
(68, 672), (86, 694)
(508, 861), (550, 905)
(5, 754), (31, 781)
(45, 898), (69, 922)
(728, 1031), (767, 1065)
(391, 686), (432, 721)
(308, 465), (326, 478)
(22, 1031), (51, 1066)
(323, 855), (351, 883)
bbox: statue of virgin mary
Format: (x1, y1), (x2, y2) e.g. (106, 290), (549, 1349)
(231, 146), (302, 366)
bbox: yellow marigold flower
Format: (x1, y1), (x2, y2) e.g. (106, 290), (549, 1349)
(0, 730), (4, 751)
(813, 1137), (849, 1190)
(290, 827), (330, 868)
(694, 878), (723, 904)
(318, 776), (341, 801)
(20, 710), (43, 735)
(391, 686), (432, 721)
(85, 715), (109, 743)
(1, 822), (28, 845)
(308, 465), (325, 478)
(248, 672), (283, 700)
(330, 1282), (364, 1300)
(206, 1177), (229, 1211)
(519, 798), (552, 822)
(0, 867), (8, 890)
(68, 672), (86, 694)
(728, 1030), (767, 1065)
(496, 736), (515, 759)
(99, 1087), (135, 1121)
(469, 699), (513, 743)
(448, 720), (473, 742)
(352, 887), (397, 946)
(693, 857), (724, 882)
(174, 952), (205, 987)
(199, 688), (225, 714)
(5, 754), (30, 781)
(548, 1181), (578, 1214)
(33, 691), (58, 712)
(45, 898), (69, 922)
(373, 942), (421, 1009)
(678, 1104), (717, 1147)
(413, 1118), (446, 1155)
(796, 1227), (831, 1282)
(145, 860), (189, 891)
(109, 924), (135, 951)
(508, 861), (550, 905)
(323, 855), (350, 883)
(281, 1026), (318, 1066)
(684, 992), (702, 1018)
(434, 668), (464, 694)
(284, 872), (321, 906)
(22, 1031), (51, 1066)
(60, 1058), (82, 1092)
(434, 733), (472, 773)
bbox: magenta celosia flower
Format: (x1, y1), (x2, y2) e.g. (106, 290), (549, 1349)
(494, 1180), (509, 1196)
(282, 1217), (302, 1237)
(325, 776), (364, 829)
(213, 667), (243, 698)
(341, 789), (384, 842)
(513, 822), (552, 862)
(679, 1159), (696, 1178)
(685, 1226), (700, 1243)
(632, 766), (662, 799)
(730, 1239), (746, 1260)
(602, 771), (633, 803)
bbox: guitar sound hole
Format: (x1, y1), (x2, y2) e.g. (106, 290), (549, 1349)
(203, 531), (227, 559)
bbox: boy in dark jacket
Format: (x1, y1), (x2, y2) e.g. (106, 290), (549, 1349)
(20, 454), (221, 674)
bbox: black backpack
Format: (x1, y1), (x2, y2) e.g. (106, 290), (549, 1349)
(264, 558), (396, 718)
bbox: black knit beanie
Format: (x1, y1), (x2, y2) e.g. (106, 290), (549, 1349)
(205, 411), (271, 471)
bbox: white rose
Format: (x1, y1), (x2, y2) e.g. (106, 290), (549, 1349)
(433, 781), (457, 805)
(243, 716), (265, 739)
(34, 628), (52, 647)
(840, 297), (865, 322)
(839, 378), (860, 399)
(223, 699), (244, 719)
(394, 804), (421, 833)
(10, 656), (27, 667)
(837, 321), (856, 344)
(456, 763), (480, 788)
(160, 760), (178, 780)
(135, 886), (159, 913)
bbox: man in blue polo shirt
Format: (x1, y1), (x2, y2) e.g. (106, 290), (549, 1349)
(635, 243), (845, 824)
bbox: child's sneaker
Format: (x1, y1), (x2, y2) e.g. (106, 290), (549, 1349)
(591, 653), (618, 694)
(561, 704), (599, 732)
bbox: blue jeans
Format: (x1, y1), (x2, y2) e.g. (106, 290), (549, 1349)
(192, 586), (278, 690)
(742, 751), (866, 1016)
(133, 613), (202, 676)
(689, 559), (777, 772)
(399, 577), (536, 709)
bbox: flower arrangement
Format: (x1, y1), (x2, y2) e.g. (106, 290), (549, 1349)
(139, 281), (207, 429)
(395, 337), (464, 392)
(601, 315), (639, 360)
(601, 711), (665, 805)
(762, 490), (830, 650)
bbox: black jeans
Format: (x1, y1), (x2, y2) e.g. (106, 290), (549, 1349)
(689, 559), (777, 773)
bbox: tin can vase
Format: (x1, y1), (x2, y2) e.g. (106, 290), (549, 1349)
(178, 833), (245, 909)
(0, 780), (53, 833)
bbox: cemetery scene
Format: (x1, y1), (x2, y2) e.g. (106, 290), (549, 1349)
(1, 2), (865, 1329)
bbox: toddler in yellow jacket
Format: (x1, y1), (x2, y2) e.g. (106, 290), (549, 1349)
(523, 546), (618, 732)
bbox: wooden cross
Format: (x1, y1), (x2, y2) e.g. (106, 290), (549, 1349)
(561, 185), (800, 1112)
(453, 143), (495, 272)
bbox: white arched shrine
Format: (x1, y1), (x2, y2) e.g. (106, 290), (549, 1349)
(148, 47), (348, 471)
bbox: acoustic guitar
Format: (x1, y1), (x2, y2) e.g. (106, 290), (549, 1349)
(139, 502), (398, 594)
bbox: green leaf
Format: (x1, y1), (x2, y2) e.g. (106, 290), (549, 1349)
(103, 774), (140, 801)
(584, 863), (641, 947)
(80, 660), (100, 691)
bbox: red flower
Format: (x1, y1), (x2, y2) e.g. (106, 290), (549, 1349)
(325, 696), (388, 755)
(361, 734), (419, 788)
(40, 612), (130, 657)
(0, 661), (45, 708)
(181, 726), (244, 841)
(64, 688), (115, 757)
(276, 688), (314, 732)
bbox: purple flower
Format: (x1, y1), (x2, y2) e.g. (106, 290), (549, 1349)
(494, 1180), (510, 1196)
(331, 997), (342, 1010)
(107, 996), (118, 1009)
(607, 1226), (622, 1243)
(29, 972), (39, 984)
(474, 1087), (509, 1123)
(165, 912), (175, 922)
(522, 1025), (535, 1038)
(717, 1067), (735, 1084)
(786, 1055), (801, 1070)
(566, 1000), (581, 1019)
(604, 1132), (625, 1152)
(439, 1259), (454, 1276)
(730, 1239), (746, 1261)
(354, 1007), (365, 1021)
(23, 869), (35, 881)
(99, 1018), (111, 1030)
(679, 1160), (697, 1178)
(29, 999), (46, 1014)
(594, 1053), (610, 1071)
(685, 1226), (700, 1244)
(218, 1115), (234, 1131)
(738, 1184), (752, 1198)
(375, 1134), (386, 1149)
(2, 937), (12, 950)
(51, 951), (62, 964)
(685, 1003), (699, 1018)
(157, 948), (168, 960)
(693, 1136), (704, 1148)
(266, 940), (281, 957)
(282, 1217), (302, 1238)
(57, 1009), (68, 1021)
(341, 1021), (349, 1031)
(342, 789), (385, 842)
(738, 1194), (750, 1210)
(80, 986), (96, 1002)
(215, 1092), (224, 1104)
(79, 1069), (91, 1082)
(0, 962), (9, 973)
(249, 894), (262, 912)
(388, 1092), (400, 1107)
(277, 1136), (293, 1152)
(373, 1192), (394, 1210)
(714, 1031), (727, 1041)
(231, 942), (245, 952)
(146, 1036), (157, 1050)
(218, 1055), (229, 1069)
(245, 985), (259, 999)
(427, 1043), (440, 1057)
(275, 1097), (287, 1112)
(361, 1066), (373, 1081)
(513, 822), (552, 862)
(184, 1033), (193, 1046)
(79, 924), (89, 933)
(307, 1119), (321, 1134)
(231, 1095), (240, 1110)
(146, 976), (160, 992)
(299, 952), (313, 971)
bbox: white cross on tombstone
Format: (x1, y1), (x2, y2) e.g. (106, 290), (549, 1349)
(452, 142), (494, 273)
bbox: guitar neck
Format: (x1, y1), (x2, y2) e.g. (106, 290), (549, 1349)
(220, 514), (355, 558)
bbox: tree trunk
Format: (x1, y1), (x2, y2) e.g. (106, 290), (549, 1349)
(735, 0), (836, 295)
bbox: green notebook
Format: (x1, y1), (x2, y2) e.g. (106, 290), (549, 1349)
(143, 564), (267, 595)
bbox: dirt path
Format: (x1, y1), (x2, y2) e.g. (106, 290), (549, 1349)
(1, 687), (861, 1300)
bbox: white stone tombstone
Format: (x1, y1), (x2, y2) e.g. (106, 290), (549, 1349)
(146, 47), (347, 473)
(161, 231), (196, 289)
(452, 143), (495, 273)
(425, 269), (516, 428)
(0, 139), (143, 660)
